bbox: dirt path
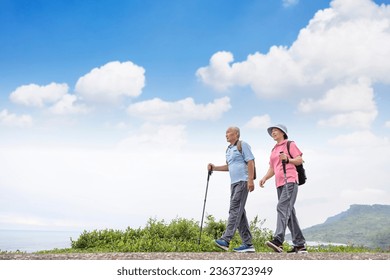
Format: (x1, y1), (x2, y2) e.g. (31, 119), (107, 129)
(1, 252), (389, 260)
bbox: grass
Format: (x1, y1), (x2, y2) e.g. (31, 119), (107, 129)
(1, 215), (387, 254)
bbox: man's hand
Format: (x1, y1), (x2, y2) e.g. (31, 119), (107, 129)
(247, 180), (255, 192)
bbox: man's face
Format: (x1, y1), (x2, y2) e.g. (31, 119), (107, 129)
(226, 128), (238, 143)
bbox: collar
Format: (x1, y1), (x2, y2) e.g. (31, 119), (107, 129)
(274, 139), (288, 147)
(228, 139), (239, 148)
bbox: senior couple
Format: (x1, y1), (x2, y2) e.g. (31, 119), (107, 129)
(207, 124), (307, 253)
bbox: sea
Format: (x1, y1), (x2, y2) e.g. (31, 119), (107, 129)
(0, 229), (82, 253)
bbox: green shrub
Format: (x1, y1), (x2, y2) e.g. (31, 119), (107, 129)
(69, 215), (273, 253)
(48, 214), (385, 254)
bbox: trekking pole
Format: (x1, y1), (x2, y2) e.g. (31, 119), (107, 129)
(280, 151), (288, 185)
(198, 169), (212, 245)
(281, 152), (291, 200)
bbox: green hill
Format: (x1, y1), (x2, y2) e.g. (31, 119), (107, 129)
(296, 204), (390, 250)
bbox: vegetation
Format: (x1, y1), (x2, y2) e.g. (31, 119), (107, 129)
(36, 215), (273, 253)
(2, 208), (388, 254)
(33, 214), (386, 254)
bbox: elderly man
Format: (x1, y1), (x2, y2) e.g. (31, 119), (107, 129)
(208, 126), (256, 253)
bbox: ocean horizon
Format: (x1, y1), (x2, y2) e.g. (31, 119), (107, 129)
(0, 229), (81, 253)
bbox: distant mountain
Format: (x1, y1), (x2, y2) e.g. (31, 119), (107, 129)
(289, 204), (390, 250)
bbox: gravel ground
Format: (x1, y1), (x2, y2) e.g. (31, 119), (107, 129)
(1, 252), (389, 260)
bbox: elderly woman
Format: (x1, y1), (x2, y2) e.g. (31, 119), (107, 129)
(259, 124), (307, 254)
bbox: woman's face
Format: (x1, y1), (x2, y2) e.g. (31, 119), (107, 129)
(271, 128), (285, 142)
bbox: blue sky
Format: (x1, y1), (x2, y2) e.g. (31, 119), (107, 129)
(1, 0), (390, 233)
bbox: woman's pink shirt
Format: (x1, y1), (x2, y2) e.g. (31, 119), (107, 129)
(269, 140), (302, 187)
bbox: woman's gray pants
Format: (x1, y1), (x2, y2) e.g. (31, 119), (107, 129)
(274, 182), (305, 246)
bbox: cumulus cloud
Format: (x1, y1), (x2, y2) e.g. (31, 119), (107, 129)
(117, 123), (187, 151)
(197, 0), (390, 129)
(127, 96), (231, 123)
(75, 61), (145, 103)
(49, 94), (90, 115)
(318, 111), (377, 129)
(198, 0), (390, 96)
(299, 79), (378, 129)
(244, 114), (272, 129)
(0, 109), (33, 127)
(386, 121), (390, 128)
(328, 130), (389, 147)
(196, 52), (238, 92)
(10, 83), (68, 107)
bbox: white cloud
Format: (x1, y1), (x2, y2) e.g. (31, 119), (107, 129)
(49, 94), (90, 115)
(299, 79), (378, 129)
(0, 109), (33, 127)
(290, 0), (390, 85)
(0, 213), (85, 229)
(340, 188), (387, 203)
(196, 51), (238, 92)
(127, 96), (231, 123)
(386, 121), (390, 128)
(197, 0), (390, 130)
(318, 111), (378, 129)
(10, 82), (68, 107)
(197, 0), (390, 97)
(8, 82), (91, 116)
(299, 79), (376, 114)
(75, 61), (145, 103)
(117, 123), (187, 151)
(328, 130), (389, 147)
(0, 143), (227, 231)
(244, 114), (272, 129)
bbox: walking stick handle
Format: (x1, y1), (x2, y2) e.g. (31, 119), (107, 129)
(280, 151), (287, 174)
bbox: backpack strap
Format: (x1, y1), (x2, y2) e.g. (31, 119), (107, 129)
(236, 140), (242, 153)
(226, 140), (242, 154)
(286, 140), (293, 158)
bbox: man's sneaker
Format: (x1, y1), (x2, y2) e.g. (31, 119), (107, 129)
(265, 240), (283, 253)
(233, 244), (256, 253)
(214, 239), (229, 251)
(287, 245), (308, 254)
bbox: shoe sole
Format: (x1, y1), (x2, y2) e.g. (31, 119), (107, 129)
(233, 248), (256, 253)
(297, 250), (308, 254)
(287, 251), (308, 254)
(214, 241), (229, 251)
(265, 241), (283, 253)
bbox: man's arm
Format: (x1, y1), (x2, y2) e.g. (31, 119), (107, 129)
(247, 159), (255, 192)
(208, 163), (229, 172)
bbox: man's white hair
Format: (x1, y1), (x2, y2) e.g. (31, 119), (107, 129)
(229, 126), (240, 138)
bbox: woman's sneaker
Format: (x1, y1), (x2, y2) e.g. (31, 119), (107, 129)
(287, 245), (308, 254)
(265, 240), (283, 253)
(214, 239), (229, 251)
(233, 244), (256, 253)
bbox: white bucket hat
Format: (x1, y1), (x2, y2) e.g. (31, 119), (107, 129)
(267, 124), (288, 139)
